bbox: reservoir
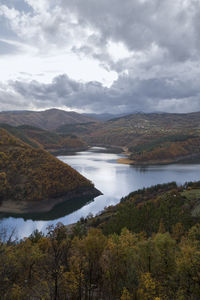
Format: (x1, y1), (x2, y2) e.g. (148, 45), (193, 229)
(1, 147), (200, 239)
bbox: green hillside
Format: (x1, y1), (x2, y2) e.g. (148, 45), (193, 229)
(91, 181), (200, 235)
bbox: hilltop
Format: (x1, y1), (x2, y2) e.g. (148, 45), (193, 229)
(0, 128), (100, 213)
(0, 108), (98, 131)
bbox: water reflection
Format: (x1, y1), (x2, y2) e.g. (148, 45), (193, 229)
(1, 147), (200, 239)
(0, 195), (95, 221)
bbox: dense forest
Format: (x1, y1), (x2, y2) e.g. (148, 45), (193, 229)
(92, 181), (200, 235)
(1, 181), (200, 299)
(0, 128), (98, 212)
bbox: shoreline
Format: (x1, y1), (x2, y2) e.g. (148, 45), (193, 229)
(51, 145), (200, 166)
(48, 146), (89, 156)
(117, 157), (133, 164)
(0, 186), (102, 214)
(50, 145), (200, 167)
(117, 153), (200, 166)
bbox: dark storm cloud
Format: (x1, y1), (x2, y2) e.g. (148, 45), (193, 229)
(1, 0), (200, 61)
(0, 84), (28, 111)
(8, 73), (200, 113)
(1, 0), (200, 113)
(2, 0), (198, 63)
(60, 0), (200, 62)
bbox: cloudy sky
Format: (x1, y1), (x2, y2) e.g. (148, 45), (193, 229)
(0, 0), (200, 113)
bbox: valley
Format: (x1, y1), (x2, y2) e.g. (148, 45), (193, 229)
(1, 108), (200, 215)
(57, 111), (200, 165)
(2, 108), (200, 165)
(1, 110), (200, 299)
(1, 147), (200, 239)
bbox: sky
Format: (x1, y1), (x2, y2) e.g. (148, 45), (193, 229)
(0, 0), (200, 114)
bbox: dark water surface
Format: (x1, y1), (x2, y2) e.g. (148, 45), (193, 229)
(1, 147), (200, 239)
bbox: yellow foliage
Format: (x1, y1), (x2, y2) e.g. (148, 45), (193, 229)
(0, 128), (93, 203)
(138, 273), (159, 300)
(121, 287), (132, 300)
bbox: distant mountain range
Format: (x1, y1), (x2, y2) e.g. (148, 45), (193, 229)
(0, 109), (148, 128)
(82, 112), (130, 121)
(0, 108), (98, 131)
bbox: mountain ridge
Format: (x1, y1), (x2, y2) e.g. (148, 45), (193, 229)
(0, 108), (99, 130)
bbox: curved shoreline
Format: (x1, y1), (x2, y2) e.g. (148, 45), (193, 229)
(117, 152), (200, 166)
(0, 186), (102, 214)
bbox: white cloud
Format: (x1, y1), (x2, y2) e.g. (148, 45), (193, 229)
(107, 41), (132, 62)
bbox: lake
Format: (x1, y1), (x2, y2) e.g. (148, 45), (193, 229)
(1, 147), (200, 239)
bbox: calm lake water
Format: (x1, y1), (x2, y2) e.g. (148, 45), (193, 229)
(1, 147), (200, 239)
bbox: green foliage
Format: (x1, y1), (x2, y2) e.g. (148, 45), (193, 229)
(102, 183), (197, 236)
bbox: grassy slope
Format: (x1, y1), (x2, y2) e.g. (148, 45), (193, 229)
(0, 128), (95, 205)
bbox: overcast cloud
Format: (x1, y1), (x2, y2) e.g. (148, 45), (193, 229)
(0, 0), (200, 113)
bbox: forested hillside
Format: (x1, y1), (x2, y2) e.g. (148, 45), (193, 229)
(59, 112), (200, 164)
(2, 110), (200, 164)
(0, 123), (88, 153)
(0, 128), (99, 213)
(92, 181), (200, 235)
(1, 181), (200, 299)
